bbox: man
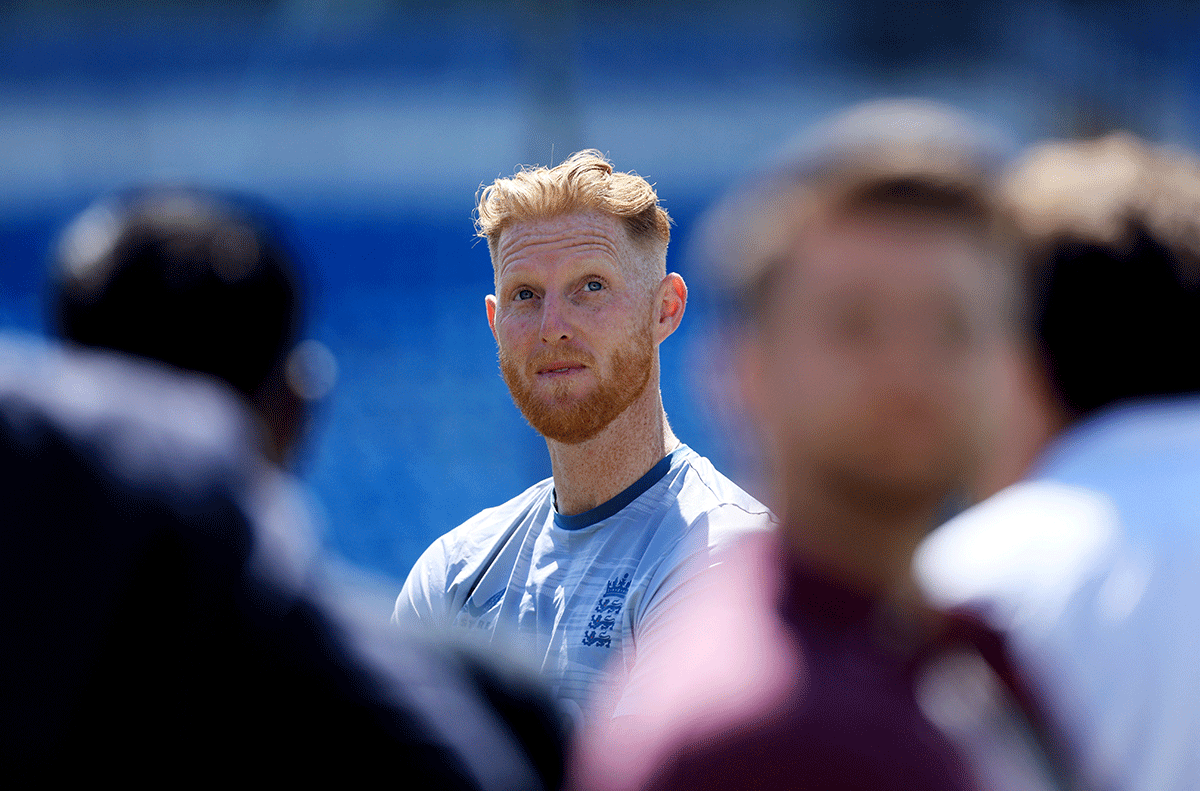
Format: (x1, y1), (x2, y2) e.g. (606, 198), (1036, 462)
(0, 335), (565, 787)
(918, 133), (1200, 791)
(571, 102), (1069, 791)
(395, 150), (771, 721)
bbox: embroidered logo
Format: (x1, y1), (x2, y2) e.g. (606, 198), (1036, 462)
(464, 588), (505, 619)
(582, 572), (631, 648)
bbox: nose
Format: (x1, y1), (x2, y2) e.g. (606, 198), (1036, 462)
(875, 324), (972, 408)
(539, 295), (573, 344)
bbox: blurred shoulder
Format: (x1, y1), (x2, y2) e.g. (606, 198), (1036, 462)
(0, 335), (260, 493)
(916, 480), (1122, 629)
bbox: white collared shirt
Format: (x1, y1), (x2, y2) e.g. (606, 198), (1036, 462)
(918, 397), (1200, 791)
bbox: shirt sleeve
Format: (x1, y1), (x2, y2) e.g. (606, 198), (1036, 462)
(393, 536), (453, 630)
(610, 504), (773, 718)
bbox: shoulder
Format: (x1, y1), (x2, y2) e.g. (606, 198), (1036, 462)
(430, 477), (555, 559)
(0, 336), (259, 498)
(403, 477), (554, 592)
(665, 447), (774, 543)
(916, 480), (1122, 630)
(620, 449), (774, 606)
(339, 611), (568, 789)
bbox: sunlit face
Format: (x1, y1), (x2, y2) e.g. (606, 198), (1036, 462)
(743, 206), (1004, 512)
(486, 211), (660, 444)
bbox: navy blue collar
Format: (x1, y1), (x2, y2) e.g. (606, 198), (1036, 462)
(553, 447), (684, 531)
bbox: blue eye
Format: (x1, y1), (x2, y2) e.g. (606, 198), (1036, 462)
(516, 288), (535, 301)
(585, 280), (603, 292)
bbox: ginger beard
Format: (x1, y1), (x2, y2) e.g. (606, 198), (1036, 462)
(499, 316), (655, 445)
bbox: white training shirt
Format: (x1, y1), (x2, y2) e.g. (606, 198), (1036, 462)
(917, 398), (1200, 791)
(394, 445), (773, 721)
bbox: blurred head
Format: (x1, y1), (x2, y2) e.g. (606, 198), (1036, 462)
(48, 186), (312, 464)
(709, 101), (1016, 518)
(1004, 133), (1200, 420)
(480, 152), (685, 445)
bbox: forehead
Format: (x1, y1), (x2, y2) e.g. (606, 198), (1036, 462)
(788, 208), (994, 299)
(494, 211), (634, 280)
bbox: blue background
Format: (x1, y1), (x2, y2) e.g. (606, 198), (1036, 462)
(3, 0), (1199, 588)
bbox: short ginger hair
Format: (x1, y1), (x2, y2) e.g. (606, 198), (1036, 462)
(475, 150), (672, 273)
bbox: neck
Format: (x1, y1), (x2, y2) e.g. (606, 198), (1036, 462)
(547, 381), (678, 516)
(779, 472), (939, 614)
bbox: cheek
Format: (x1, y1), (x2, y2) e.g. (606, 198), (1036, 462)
(755, 337), (857, 436)
(596, 305), (651, 351)
(771, 333), (862, 402)
(957, 352), (1006, 436)
(494, 312), (535, 349)
(932, 343), (997, 407)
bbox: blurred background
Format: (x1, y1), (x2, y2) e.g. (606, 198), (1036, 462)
(3, 0), (1198, 586)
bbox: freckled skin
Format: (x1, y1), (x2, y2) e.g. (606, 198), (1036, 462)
(486, 211), (688, 516)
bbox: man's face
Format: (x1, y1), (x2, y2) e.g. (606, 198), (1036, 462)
(486, 211), (660, 445)
(742, 206), (1004, 513)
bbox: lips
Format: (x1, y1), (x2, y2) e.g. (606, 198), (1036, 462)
(524, 347), (596, 379)
(536, 360), (588, 376)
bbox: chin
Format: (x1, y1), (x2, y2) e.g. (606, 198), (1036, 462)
(536, 381), (597, 405)
(502, 334), (654, 446)
(825, 453), (966, 514)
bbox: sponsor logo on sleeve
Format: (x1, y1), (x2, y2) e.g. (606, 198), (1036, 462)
(464, 587), (506, 619)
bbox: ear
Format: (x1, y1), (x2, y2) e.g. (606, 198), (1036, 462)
(653, 272), (687, 344)
(485, 294), (498, 341)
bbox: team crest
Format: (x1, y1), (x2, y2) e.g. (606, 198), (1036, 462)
(582, 572), (631, 648)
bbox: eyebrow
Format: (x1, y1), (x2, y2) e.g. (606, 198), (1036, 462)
(497, 244), (623, 285)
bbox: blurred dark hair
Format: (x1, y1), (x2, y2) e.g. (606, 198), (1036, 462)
(48, 186), (304, 402)
(1005, 133), (1200, 417)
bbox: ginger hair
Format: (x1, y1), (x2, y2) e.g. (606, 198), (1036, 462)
(476, 150), (671, 279)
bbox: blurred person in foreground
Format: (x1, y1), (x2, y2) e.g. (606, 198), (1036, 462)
(572, 102), (1074, 791)
(394, 151), (772, 723)
(48, 186), (318, 468)
(45, 188), (328, 586)
(918, 133), (1200, 791)
(6, 188), (566, 786)
(0, 336), (564, 786)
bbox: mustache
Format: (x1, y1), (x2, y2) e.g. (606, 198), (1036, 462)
(521, 346), (597, 374)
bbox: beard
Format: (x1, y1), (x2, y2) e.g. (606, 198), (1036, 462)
(814, 458), (966, 519)
(499, 328), (655, 445)
(793, 397), (978, 519)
